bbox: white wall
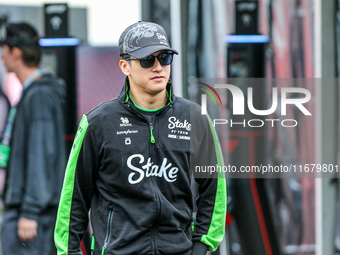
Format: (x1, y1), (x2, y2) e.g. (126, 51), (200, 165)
(0, 0), (141, 46)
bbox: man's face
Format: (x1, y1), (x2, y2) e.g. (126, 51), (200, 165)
(122, 50), (171, 96)
(1, 45), (15, 73)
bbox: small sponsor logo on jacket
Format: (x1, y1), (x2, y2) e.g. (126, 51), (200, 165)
(127, 154), (178, 184)
(120, 117), (132, 127)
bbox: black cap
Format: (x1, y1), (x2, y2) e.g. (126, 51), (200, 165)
(118, 21), (178, 58)
(0, 22), (40, 47)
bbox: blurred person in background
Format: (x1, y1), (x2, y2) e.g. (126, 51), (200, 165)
(0, 87), (10, 145)
(0, 85), (10, 196)
(0, 44), (11, 145)
(0, 22), (66, 255)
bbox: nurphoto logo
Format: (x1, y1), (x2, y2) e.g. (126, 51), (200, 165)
(198, 81), (312, 128)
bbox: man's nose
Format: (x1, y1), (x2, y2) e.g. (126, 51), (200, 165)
(152, 57), (162, 70)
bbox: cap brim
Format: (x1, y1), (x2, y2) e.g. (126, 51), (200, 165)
(129, 45), (179, 58)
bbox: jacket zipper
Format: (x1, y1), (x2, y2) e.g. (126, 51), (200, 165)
(101, 210), (113, 255)
(149, 121), (160, 254)
(149, 123), (155, 144)
(123, 100), (164, 253)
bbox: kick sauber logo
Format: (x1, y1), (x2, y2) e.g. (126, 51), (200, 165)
(120, 117), (132, 127)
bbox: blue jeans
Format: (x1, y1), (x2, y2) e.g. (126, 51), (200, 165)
(1, 208), (57, 255)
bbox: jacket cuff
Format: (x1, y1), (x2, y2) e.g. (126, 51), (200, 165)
(192, 241), (209, 255)
(19, 212), (39, 222)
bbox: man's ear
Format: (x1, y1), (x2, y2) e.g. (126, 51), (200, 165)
(11, 47), (22, 58)
(119, 59), (131, 76)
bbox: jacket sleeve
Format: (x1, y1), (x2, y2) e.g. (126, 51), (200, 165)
(55, 115), (97, 255)
(191, 114), (227, 254)
(20, 87), (64, 220)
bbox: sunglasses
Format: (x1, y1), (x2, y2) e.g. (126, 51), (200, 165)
(124, 52), (174, 68)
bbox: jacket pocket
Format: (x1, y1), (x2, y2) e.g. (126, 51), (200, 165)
(101, 210), (114, 255)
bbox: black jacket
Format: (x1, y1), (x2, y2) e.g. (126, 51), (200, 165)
(4, 73), (66, 221)
(55, 79), (226, 255)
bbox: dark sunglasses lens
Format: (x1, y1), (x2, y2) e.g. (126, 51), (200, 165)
(140, 55), (155, 68)
(139, 53), (173, 68)
(158, 53), (173, 66)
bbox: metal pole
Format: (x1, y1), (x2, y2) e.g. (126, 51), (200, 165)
(314, 0), (338, 254)
(170, 0), (183, 97)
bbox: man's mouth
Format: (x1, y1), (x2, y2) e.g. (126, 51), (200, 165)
(151, 76), (164, 81)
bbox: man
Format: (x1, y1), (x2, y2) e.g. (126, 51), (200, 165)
(55, 21), (226, 255)
(0, 22), (66, 255)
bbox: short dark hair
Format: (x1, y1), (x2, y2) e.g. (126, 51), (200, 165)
(1, 22), (42, 67)
(120, 54), (131, 60)
(120, 54), (132, 66)
(20, 45), (42, 67)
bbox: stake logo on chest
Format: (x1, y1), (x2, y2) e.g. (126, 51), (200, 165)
(126, 154), (179, 184)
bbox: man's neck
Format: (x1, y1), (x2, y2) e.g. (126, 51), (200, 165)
(16, 67), (39, 86)
(129, 88), (167, 110)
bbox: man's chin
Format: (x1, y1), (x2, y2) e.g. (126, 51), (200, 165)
(148, 86), (167, 96)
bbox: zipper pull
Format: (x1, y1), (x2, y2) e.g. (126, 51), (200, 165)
(150, 125), (155, 144)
